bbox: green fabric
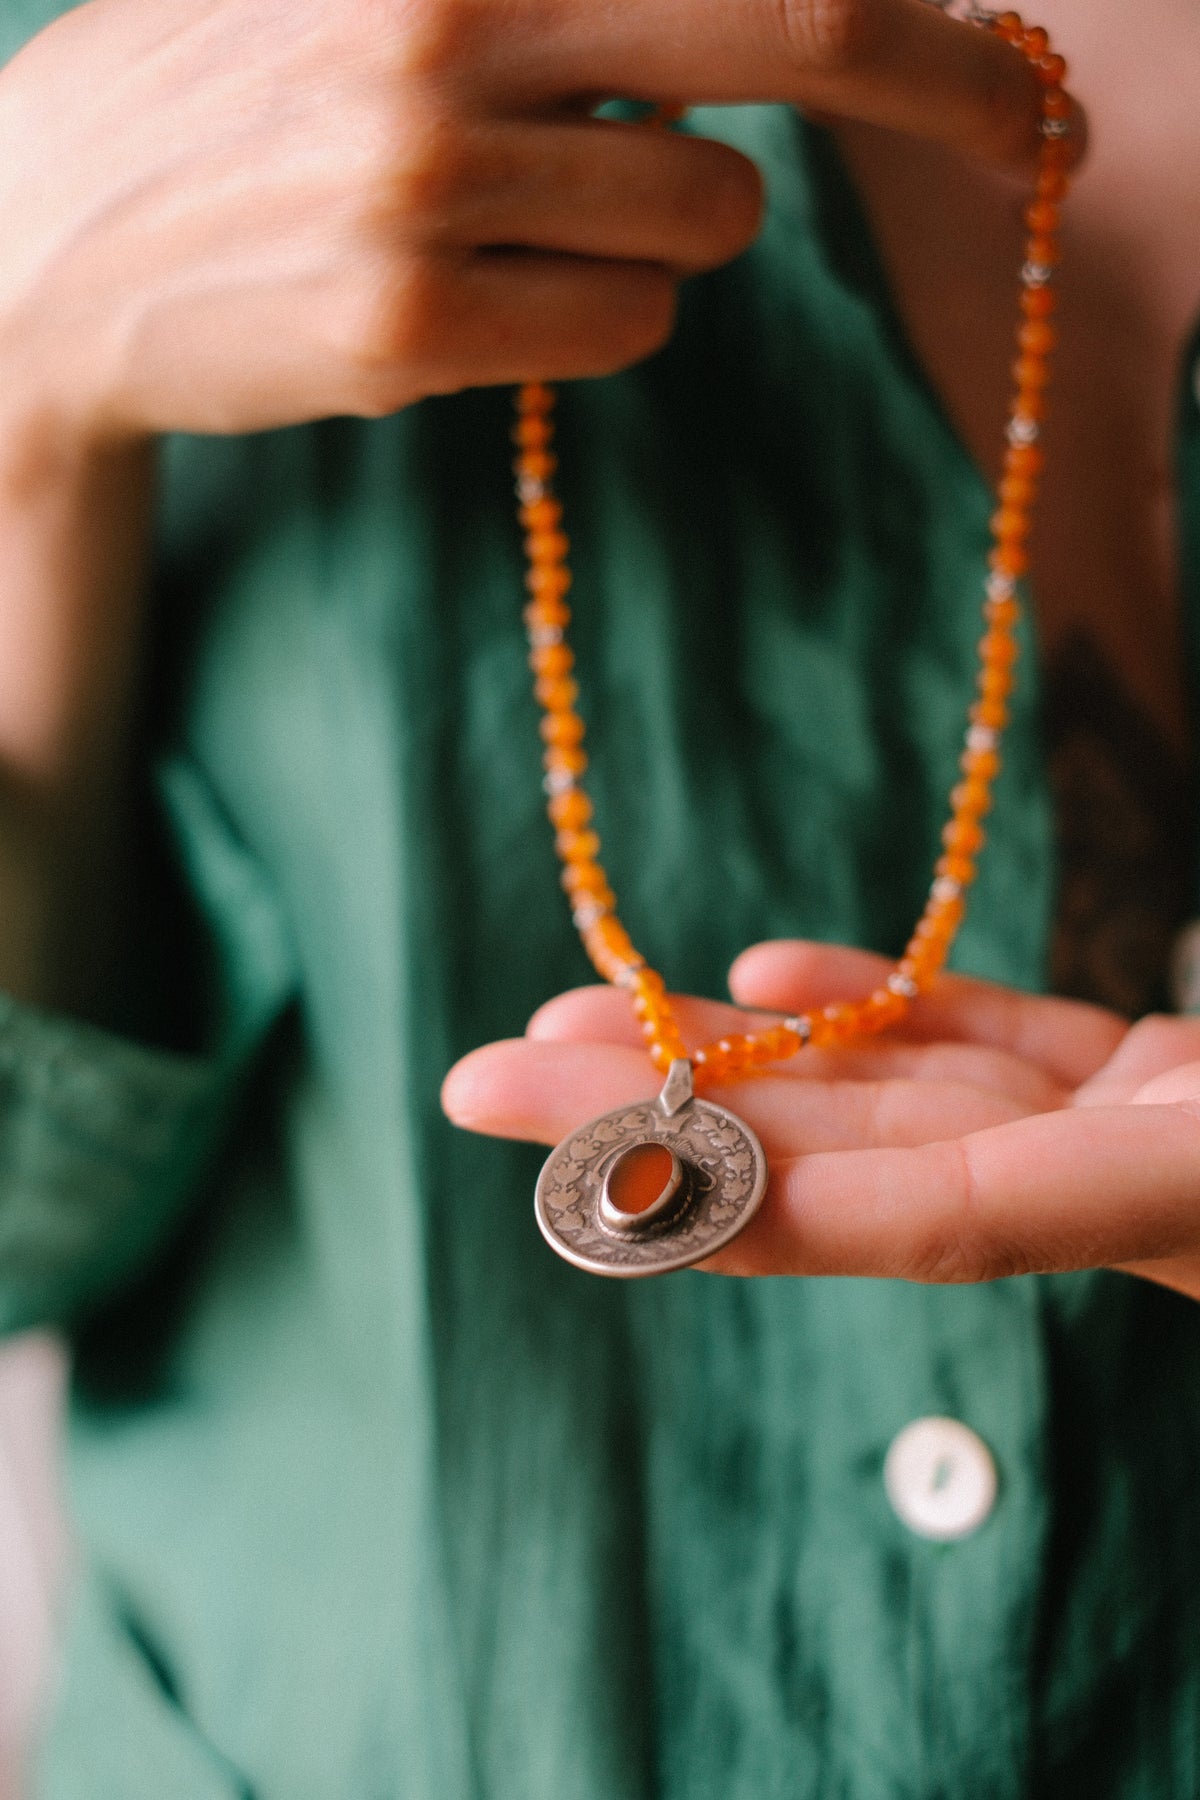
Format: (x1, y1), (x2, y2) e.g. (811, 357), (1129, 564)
(0, 86), (1195, 1798)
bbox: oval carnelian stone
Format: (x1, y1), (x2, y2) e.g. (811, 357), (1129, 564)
(607, 1142), (678, 1217)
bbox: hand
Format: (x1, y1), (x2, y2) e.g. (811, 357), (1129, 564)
(443, 940), (1200, 1301)
(0, 0), (1073, 446)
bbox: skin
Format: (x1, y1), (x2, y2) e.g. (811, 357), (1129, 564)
(0, 0), (1061, 1017)
(443, 944), (1200, 1302)
(445, 1), (1200, 1299)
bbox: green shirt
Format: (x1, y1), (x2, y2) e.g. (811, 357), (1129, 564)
(4, 73), (1200, 1798)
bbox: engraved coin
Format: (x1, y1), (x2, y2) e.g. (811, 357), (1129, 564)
(534, 1061), (768, 1277)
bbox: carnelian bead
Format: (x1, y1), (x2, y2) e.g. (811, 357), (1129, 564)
(990, 542), (1029, 577)
(1041, 86), (1071, 117)
(530, 642), (573, 677)
(513, 415), (553, 449)
(1013, 356), (1049, 390)
(980, 665), (1015, 701)
(1039, 137), (1073, 169)
(535, 677), (578, 711)
(540, 713), (585, 746)
(991, 507), (1031, 542)
(555, 829), (601, 863)
(1020, 285), (1056, 319)
(951, 779), (992, 818)
(1025, 234), (1059, 267)
(519, 496), (563, 531)
(543, 744), (588, 777)
(1024, 199), (1059, 235)
(1022, 25), (1048, 55)
(650, 1039), (688, 1074)
(1035, 166), (1069, 201)
(548, 789), (592, 830)
(936, 853), (977, 886)
(1018, 320), (1057, 356)
(632, 968), (665, 995)
(561, 859), (609, 892)
(961, 744), (1002, 781)
(971, 696), (1009, 730)
(1004, 442), (1044, 476)
(517, 450), (557, 482)
(751, 1024), (802, 1063)
(525, 565), (572, 599)
(1037, 52), (1067, 85)
(999, 475), (1037, 509)
(979, 630), (1019, 665)
(983, 598), (1020, 631)
(524, 598), (570, 632)
(526, 529), (569, 564)
(862, 988), (907, 1030)
(943, 817), (986, 856)
(993, 11), (1023, 40)
(1012, 389), (1046, 420)
(517, 382), (555, 414)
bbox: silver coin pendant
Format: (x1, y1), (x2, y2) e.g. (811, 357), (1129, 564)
(535, 1059), (768, 1277)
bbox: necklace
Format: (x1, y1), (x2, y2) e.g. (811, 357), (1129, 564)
(515, 11), (1071, 1276)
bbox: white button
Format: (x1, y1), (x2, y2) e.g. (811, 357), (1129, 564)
(883, 1417), (997, 1542)
(1171, 920), (1200, 1014)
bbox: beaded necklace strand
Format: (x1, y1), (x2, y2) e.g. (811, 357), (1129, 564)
(516, 11), (1069, 1095)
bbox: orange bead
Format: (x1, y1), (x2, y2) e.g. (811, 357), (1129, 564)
(1012, 388), (1046, 420)
(979, 629), (1019, 665)
(999, 475), (1037, 509)
(548, 788), (592, 830)
(1037, 53), (1067, 86)
(1020, 285), (1057, 318)
(524, 597), (570, 632)
(1025, 234), (1059, 267)
(1024, 199), (1059, 235)
(936, 852), (977, 886)
(650, 1038), (688, 1074)
(526, 529), (569, 564)
(990, 542), (1029, 577)
(1039, 137), (1073, 169)
(555, 828), (601, 863)
(951, 778), (992, 818)
(632, 967), (666, 996)
(991, 506), (1031, 542)
(1035, 166), (1069, 201)
(1004, 442), (1044, 476)
(543, 744), (587, 777)
(525, 565), (572, 600)
(530, 642), (573, 678)
(980, 664), (1015, 700)
(1018, 320), (1057, 356)
(1022, 25), (1048, 55)
(971, 696), (1009, 730)
(1013, 355), (1049, 390)
(516, 450), (557, 482)
(519, 496), (563, 531)
(993, 11), (1023, 41)
(517, 382), (556, 415)
(535, 677), (578, 710)
(540, 712), (585, 746)
(862, 988), (907, 1031)
(960, 745), (1001, 780)
(513, 415), (553, 450)
(1041, 86), (1071, 118)
(943, 817), (986, 856)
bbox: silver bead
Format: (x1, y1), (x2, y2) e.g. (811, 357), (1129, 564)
(966, 723), (999, 753)
(1021, 261), (1053, 287)
(985, 572), (1016, 600)
(572, 902), (609, 930)
(543, 770), (576, 796)
(517, 474), (547, 505)
(1006, 415), (1040, 446)
(886, 973), (919, 999)
(529, 625), (563, 647)
(1041, 116), (1070, 138)
(931, 876), (962, 904)
(782, 1015), (813, 1045)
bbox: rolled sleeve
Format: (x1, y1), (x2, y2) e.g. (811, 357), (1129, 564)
(0, 756), (296, 1335)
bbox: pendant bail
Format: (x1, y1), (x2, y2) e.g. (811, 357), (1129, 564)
(657, 1058), (694, 1118)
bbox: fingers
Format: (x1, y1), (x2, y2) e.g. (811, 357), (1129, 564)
(438, 120), (764, 272)
(729, 940), (1127, 1086)
(708, 1103), (1200, 1280)
(528, 983), (1068, 1109)
(1074, 1016), (1200, 1107)
(497, 0), (1079, 172)
(442, 1035), (1034, 1149)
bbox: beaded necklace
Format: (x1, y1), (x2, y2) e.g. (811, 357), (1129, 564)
(517, 10), (1071, 1275)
